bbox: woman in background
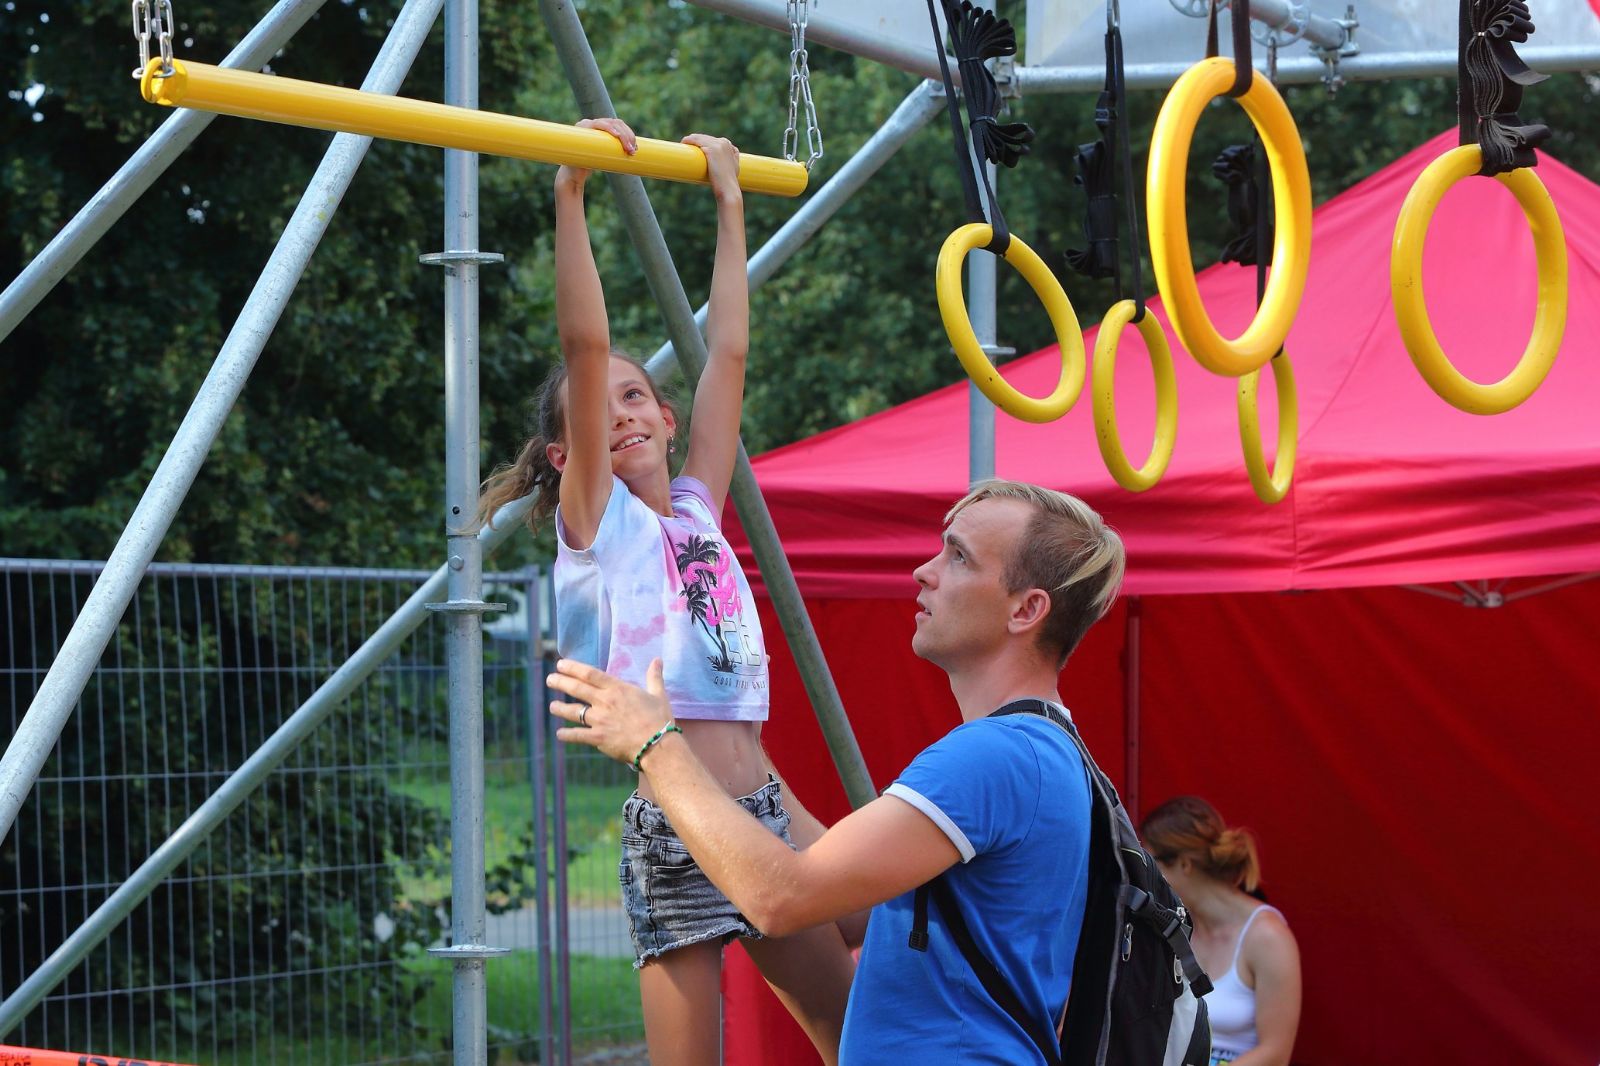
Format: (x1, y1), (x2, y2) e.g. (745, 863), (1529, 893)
(1142, 796), (1302, 1066)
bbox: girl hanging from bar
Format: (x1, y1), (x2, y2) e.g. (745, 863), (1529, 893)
(477, 118), (857, 1066)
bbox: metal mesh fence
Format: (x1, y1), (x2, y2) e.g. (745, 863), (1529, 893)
(0, 559), (643, 1065)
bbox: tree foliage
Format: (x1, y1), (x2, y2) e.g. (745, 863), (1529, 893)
(5, 2), (1600, 566)
(4, 0), (1600, 1050)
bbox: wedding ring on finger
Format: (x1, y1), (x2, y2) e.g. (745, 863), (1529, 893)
(579, 705), (589, 728)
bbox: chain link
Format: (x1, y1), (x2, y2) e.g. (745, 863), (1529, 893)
(130, 0), (177, 80)
(784, 0), (824, 171)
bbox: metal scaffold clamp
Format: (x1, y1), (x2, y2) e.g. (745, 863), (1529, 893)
(1311, 4), (1362, 92)
(420, 251), (506, 267)
(427, 943), (514, 960)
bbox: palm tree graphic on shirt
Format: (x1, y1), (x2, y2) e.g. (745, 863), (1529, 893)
(674, 534), (741, 673)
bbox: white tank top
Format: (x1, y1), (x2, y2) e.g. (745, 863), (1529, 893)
(1205, 904), (1284, 1065)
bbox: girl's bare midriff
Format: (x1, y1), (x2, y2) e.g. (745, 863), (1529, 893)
(636, 718), (767, 803)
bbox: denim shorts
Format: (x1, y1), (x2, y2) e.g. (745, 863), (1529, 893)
(619, 775), (793, 968)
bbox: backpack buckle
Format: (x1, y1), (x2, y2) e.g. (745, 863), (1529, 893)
(1121, 922), (1133, 962)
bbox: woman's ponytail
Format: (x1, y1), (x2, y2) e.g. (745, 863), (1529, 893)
(1141, 794), (1264, 892)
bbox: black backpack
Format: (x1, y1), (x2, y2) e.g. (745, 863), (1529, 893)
(908, 699), (1213, 1066)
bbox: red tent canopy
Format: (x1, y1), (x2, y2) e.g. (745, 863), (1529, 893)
(720, 131), (1600, 1065)
(739, 130), (1600, 599)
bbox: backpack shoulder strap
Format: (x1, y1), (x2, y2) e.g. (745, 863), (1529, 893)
(900, 699), (1075, 1064)
(908, 877), (1063, 1065)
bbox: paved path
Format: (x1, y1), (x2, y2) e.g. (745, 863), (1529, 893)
(482, 904), (634, 959)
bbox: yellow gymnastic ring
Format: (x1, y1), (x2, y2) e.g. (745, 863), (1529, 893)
(1237, 350), (1298, 504)
(1147, 57), (1313, 377)
(1092, 301), (1178, 492)
(1389, 145), (1567, 415)
(936, 223), (1085, 424)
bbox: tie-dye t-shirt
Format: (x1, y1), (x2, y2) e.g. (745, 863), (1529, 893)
(553, 475), (768, 721)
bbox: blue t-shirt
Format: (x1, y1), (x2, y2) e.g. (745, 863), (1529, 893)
(840, 711), (1092, 1064)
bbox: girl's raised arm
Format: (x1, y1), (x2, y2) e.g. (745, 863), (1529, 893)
(679, 134), (749, 518)
(553, 118), (637, 548)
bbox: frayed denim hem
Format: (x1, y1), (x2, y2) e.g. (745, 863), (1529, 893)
(631, 921), (765, 970)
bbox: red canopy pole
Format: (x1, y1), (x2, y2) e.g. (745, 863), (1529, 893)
(1123, 597), (1143, 821)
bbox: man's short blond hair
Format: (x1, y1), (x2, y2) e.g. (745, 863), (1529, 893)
(946, 479), (1125, 667)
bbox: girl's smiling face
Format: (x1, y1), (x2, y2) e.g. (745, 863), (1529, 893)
(601, 355), (676, 479)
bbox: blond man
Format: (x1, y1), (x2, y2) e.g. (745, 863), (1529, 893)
(547, 479), (1125, 1064)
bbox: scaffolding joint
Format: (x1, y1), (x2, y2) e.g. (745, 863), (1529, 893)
(425, 599), (508, 614)
(427, 943), (514, 960)
(420, 250), (506, 267)
(992, 55), (1020, 100)
(1310, 4), (1361, 93)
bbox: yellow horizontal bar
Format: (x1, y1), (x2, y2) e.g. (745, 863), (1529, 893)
(141, 59), (808, 198)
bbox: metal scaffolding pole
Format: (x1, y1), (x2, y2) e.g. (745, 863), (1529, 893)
(0, 0), (330, 345)
(1014, 44), (1600, 93)
(967, 159), (999, 485)
(537, 0), (876, 810)
(685, 0), (1353, 81)
(644, 80), (944, 369)
(0, 0), (446, 850)
(423, 0), (508, 1059)
(1235, 0), (1349, 52)
(686, 0), (964, 87)
(685, 0), (1600, 92)
(0, 500), (535, 1039)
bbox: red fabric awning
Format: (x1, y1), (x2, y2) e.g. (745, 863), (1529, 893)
(733, 130), (1600, 598)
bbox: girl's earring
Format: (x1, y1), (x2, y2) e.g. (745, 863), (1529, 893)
(668, 434), (677, 455)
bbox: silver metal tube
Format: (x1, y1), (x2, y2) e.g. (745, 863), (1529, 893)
(967, 160), (997, 485)
(968, 380), (995, 483)
(691, 1), (1599, 92)
(1241, 0), (1349, 52)
(550, 707), (572, 1066)
(685, 0), (960, 85)
(538, 0), (877, 810)
(1015, 44), (1600, 92)
(440, 0), (492, 1056)
(0, 0), (330, 345)
(527, 569), (555, 1066)
(0, 0), (446, 851)
(684, 0), (1345, 85)
(645, 80), (944, 371)
(0, 496), (535, 1039)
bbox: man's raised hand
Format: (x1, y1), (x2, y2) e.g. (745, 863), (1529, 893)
(547, 657), (674, 766)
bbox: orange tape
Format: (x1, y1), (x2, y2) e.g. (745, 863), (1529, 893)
(0, 1045), (198, 1066)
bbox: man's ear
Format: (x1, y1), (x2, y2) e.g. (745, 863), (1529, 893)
(1009, 588), (1052, 638)
(546, 440), (567, 473)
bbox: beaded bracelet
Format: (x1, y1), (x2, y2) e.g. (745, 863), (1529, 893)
(632, 722), (684, 773)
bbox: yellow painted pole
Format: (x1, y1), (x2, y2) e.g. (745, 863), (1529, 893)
(140, 59), (809, 197)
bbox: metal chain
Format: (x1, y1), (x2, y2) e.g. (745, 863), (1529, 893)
(784, 0), (824, 171)
(130, 0), (177, 80)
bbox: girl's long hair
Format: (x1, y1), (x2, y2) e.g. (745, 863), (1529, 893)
(477, 352), (674, 533)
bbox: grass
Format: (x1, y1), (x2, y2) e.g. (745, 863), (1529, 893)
(50, 755), (644, 1066)
(394, 755), (635, 909)
(155, 951), (640, 1065)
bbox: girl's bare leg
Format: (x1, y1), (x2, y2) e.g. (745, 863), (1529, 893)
(638, 940), (725, 1066)
(741, 922), (856, 1066)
